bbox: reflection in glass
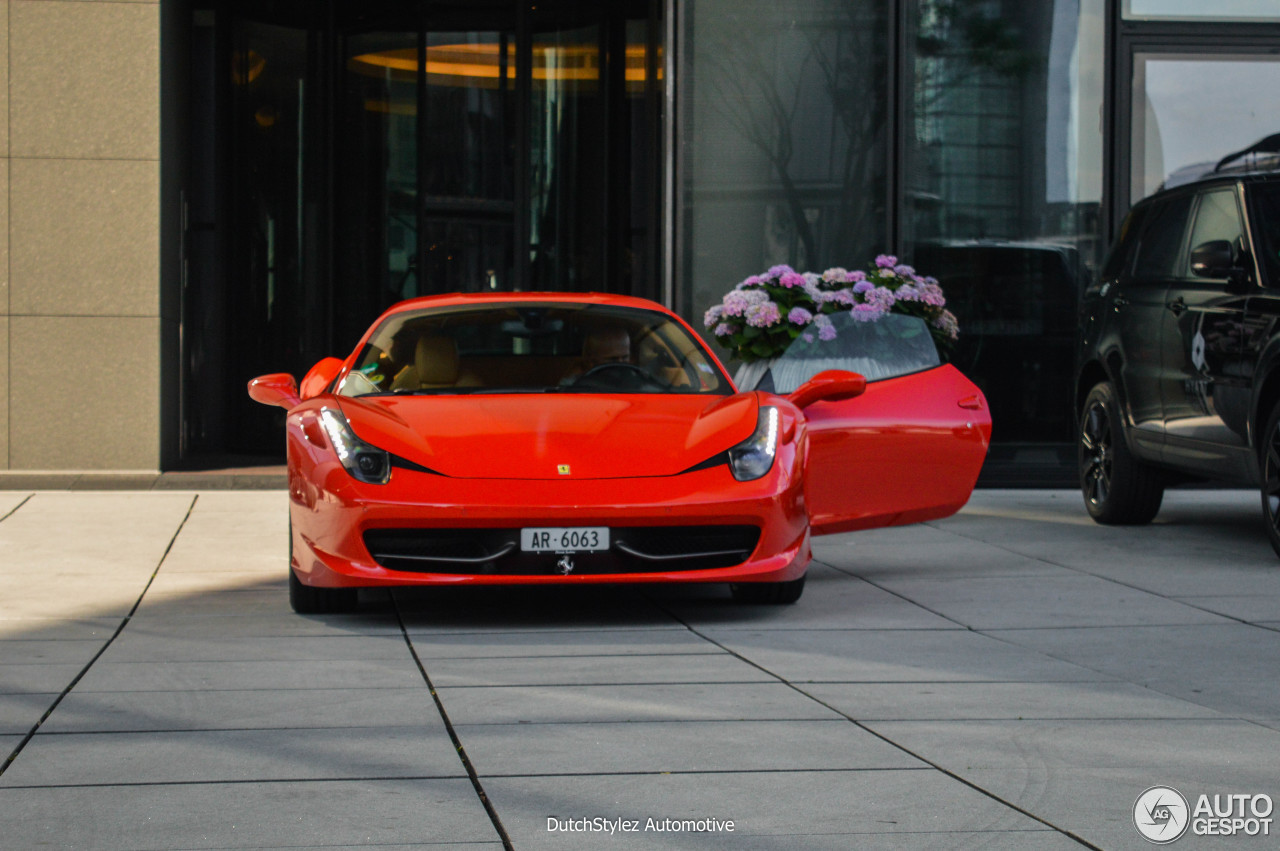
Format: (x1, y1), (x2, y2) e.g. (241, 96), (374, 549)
(1131, 55), (1280, 203)
(904, 0), (1103, 444)
(1124, 0), (1280, 21)
(681, 0), (889, 341)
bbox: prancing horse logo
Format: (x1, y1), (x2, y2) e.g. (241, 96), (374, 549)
(557, 464), (571, 475)
(557, 555), (575, 575)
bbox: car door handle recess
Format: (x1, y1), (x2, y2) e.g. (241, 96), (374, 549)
(958, 395), (983, 410)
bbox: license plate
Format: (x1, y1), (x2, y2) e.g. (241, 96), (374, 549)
(520, 526), (609, 553)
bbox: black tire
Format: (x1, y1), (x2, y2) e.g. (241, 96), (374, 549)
(729, 575), (805, 605)
(288, 520), (358, 614)
(1259, 399), (1280, 559)
(1078, 381), (1164, 524)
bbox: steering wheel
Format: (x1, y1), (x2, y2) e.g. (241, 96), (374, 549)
(572, 362), (667, 391)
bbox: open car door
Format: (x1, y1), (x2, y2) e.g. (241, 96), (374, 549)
(766, 313), (991, 535)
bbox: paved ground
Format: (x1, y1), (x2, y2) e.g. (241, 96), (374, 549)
(1, 489), (1278, 850)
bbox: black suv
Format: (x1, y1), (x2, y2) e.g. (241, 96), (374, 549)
(1077, 166), (1280, 556)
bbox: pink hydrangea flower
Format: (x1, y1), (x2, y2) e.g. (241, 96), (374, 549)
(821, 267), (849, 284)
(851, 303), (885, 322)
(787, 307), (813, 325)
(703, 305), (724, 327)
(850, 270), (867, 282)
(766, 264), (794, 278)
(745, 301), (782, 328)
(714, 322), (738, 337)
(721, 291), (750, 317)
(893, 264), (915, 276)
(735, 275), (764, 290)
(875, 254), (898, 268)
(779, 271), (806, 289)
(852, 280), (873, 294)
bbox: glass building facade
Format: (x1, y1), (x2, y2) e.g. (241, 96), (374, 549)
(139, 1), (1280, 475)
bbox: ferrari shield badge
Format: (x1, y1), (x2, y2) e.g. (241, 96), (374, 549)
(557, 464), (571, 475)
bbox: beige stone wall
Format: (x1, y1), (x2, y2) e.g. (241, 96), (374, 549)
(2, 0), (160, 470)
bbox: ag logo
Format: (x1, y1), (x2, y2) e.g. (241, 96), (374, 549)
(1134, 786), (1190, 844)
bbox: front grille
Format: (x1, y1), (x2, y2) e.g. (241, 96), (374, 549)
(363, 525), (760, 575)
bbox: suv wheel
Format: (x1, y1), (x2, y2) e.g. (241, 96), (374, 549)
(1079, 382), (1164, 524)
(1260, 400), (1280, 558)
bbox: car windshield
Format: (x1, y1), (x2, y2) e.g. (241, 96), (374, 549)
(336, 302), (731, 397)
(760, 312), (942, 394)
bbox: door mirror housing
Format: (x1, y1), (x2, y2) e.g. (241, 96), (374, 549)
(788, 370), (867, 409)
(1182, 239), (1244, 289)
(300, 357), (344, 399)
(247, 373), (302, 410)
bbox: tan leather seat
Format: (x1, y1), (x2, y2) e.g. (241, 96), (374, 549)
(390, 336), (480, 391)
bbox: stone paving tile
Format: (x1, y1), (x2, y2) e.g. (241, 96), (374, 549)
(483, 770), (1061, 848)
(1170, 594), (1280, 623)
(862, 574), (1229, 630)
(650, 564), (960, 630)
(437, 682), (842, 725)
(43, 688), (439, 733)
(865, 718), (1280, 851)
(703, 628), (1108, 683)
(0, 616), (121, 641)
(0, 779), (498, 849)
(423, 652), (769, 688)
(0, 638), (109, 665)
(100, 633), (410, 663)
(0, 493), (30, 518)
(815, 538), (1070, 582)
(0, 726), (464, 787)
(460, 719), (923, 776)
(0, 662), (90, 694)
(74, 658), (426, 692)
(804, 681), (1224, 722)
(0, 692), (55, 734)
(407, 628), (713, 658)
(126, 610), (403, 638)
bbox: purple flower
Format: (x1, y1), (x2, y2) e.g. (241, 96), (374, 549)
(818, 324), (837, 341)
(745, 301), (782, 328)
(895, 284), (922, 302)
(766, 264), (794, 278)
(735, 275), (764, 290)
(779, 271), (806, 289)
(802, 278), (824, 301)
(821, 267), (849, 284)
(933, 310), (960, 340)
(850, 270), (867, 282)
(875, 254), (898, 268)
(865, 286), (896, 310)
(893, 264), (915, 277)
(851, 280), (874, 295)
(721, 291), (750, 317)
(714, 322), (738, 337)
(703, 305), (724, 327)
(787, 307), (813, 325)
(851, 303), (885, 322)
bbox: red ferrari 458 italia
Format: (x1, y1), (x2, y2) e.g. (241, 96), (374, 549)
(248, 292), (990, 613)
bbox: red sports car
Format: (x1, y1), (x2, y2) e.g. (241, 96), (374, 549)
(248, 293), (990, 613)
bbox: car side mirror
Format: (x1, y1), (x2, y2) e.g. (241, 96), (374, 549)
(299, 357), (344, 399)
(788, 369), (867, 409)
(247, 373), (302, 410)
(1190, 240), (1244, 282)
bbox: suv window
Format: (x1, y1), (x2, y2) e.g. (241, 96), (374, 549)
(1186, 189), (1244, 276)
(1132, 194), (1193, 280)
(1249, 181), (1280, 287)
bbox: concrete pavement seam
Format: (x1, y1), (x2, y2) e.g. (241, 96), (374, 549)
(647, 594), (1107, 851)
(392, 592), (514, 851)
(0, 494), (199, 778)
(0, 493), (32, 523)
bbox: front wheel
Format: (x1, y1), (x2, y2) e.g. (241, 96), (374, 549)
(729, 575), (805, 604)
(1079, 381), (1164, 524)
(1259, 400), (1280, 559)
(288, 519), (358, 614)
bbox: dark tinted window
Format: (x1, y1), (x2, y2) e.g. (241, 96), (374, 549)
(1100, 206), (1148, 282)
(1249, 182), (1280, 288)
(1132, 194), (1194, 280)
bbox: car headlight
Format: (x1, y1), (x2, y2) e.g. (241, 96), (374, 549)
(319, 407), (391, 484)
(728, 406), (779, 482)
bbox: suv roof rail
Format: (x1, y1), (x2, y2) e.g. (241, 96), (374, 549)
(1215, 132), (1280, 173)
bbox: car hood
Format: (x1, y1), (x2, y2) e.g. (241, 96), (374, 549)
(337, 392), (759, 479)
